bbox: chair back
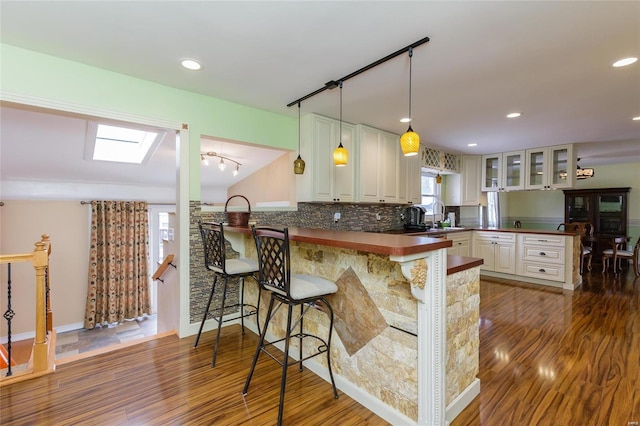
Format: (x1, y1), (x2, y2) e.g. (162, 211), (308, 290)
(199, 221), (227, 273)
(252, 226), (291, 298)
(557, 222), (577, 232)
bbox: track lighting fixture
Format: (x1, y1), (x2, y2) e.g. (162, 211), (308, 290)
(201, 152), (241, 176)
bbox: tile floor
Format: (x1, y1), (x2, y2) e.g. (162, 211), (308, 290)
(55, 314), (157, 360)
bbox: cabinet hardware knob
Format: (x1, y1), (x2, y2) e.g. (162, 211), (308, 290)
(539, 252), (546, 256)
(539, 268), (546, 273)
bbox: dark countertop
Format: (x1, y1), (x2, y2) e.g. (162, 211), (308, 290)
(225, 225), (452, 256)
(448, 255), (484, 275)
(226, 225), (485, 274)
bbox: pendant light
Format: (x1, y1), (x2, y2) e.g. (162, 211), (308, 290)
(400, 47), (420, 156)
(333, 80), (348, 166)
(293, 102), (306, 174)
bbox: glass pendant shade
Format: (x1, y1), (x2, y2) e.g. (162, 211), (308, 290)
(333, 142), (348, 166)
(436, 172), (442, 184)
(293, 155), (306, 174)
(401, 125), (420, 156)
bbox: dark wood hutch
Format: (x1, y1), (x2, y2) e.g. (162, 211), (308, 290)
(563, 187), (630, 262)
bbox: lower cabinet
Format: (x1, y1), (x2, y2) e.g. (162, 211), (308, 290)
(473, 232), (516, 274)
(446, 231), (471, 257)
(517, 233), (566, 282)
(471, 230), (577, 290)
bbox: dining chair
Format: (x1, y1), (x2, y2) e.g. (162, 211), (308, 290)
(601, 236), (630, 274)
(243, 226), (339, 426)
(557, 222), (593, 274)
(194, 221), (261, 367)
(607, 237), (640, 276)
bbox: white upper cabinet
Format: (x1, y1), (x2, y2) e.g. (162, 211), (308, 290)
(446, 155), (482, 206)
(296, 114), (356, 202)
(357, 124), (401, 203)
(403, 153), (422, 204)
(524, 144), (575, 190)
(481, 150), (525, 192)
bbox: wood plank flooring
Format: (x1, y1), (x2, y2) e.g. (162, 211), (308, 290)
(1, 269), (639, 425)
(453, 269), (640, 425)
(1, 323), (387, 425)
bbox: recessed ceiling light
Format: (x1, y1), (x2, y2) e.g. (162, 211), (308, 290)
(612, 57), (638, 67)
(181, 59), (202, 70)
(633, 116), (640, 121)
(468, 143), (477, 147)
(400, 117), (411, 123)
(506, 112), (522, 118)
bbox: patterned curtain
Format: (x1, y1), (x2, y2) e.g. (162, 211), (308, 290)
(84, 201), (151, 329)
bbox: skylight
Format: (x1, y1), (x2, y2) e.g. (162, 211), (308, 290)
(87, 123), (164, 164)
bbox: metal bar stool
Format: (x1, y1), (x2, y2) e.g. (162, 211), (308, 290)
(242, 226), (339, 425)
(194, 221), (261, 367)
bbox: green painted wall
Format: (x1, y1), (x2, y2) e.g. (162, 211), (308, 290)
(0, 44), (296, 200)
(505, 161), (640, 243)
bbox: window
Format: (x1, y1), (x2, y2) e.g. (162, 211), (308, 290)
(158, 212), (169, 263)
(421, 172), (441, 215)
(85, 122), (165, 164)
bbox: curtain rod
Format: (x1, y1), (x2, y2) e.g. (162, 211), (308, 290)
(286, 36), (430, 108)
(80, 201), (176, 206)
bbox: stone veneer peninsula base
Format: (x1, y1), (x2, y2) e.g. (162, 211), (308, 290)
(222, 227), (482, 425)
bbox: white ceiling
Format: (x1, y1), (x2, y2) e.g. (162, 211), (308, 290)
(1, 1), (639, 191)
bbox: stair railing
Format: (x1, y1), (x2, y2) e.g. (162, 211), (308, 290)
(1, 235), (55, 384)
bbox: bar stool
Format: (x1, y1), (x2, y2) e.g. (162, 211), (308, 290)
(242, 226), (339, 425)
(194, 221), (260, 367)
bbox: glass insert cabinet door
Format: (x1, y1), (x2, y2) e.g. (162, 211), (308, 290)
(482, 154), (500, 191)
(503, 150), (524, 190)
(526, 149), (546, 188)
(550, 146), (569, 186)
(567, 195), (590, 222)
(598, 194), (624, 234)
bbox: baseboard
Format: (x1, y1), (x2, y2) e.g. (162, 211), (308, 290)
(54, 322), (85, 334)
(446, 378), (481, 423)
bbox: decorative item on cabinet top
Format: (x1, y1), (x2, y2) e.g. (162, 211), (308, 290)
(420, 146), (459, 173)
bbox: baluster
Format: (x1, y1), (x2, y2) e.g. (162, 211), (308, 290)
(3, 263), (14, 377)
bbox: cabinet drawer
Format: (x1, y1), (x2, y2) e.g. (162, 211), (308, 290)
(521, 245), (565, 265)
(474, 232), (516, 243)
(521, 262), (565, 282)
(520, 234), (565, 247)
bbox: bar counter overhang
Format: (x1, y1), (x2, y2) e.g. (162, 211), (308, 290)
(222, 226), (482, 425)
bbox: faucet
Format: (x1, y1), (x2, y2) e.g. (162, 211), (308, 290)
(432, 200), (445, 226)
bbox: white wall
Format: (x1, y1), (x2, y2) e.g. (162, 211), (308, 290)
(0, 201), (90, 335)
(227, 152), (296, 207)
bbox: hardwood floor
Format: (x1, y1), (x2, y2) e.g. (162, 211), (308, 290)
(453, 268), (640, 425)
(2, 268), (638, 425)
(1, 323), (388, 425)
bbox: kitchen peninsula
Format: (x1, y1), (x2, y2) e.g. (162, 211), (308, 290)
(223, 226), (483, 425)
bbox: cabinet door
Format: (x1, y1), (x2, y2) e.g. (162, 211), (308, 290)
(502, 150), (525, 191)
(404, 153), (421, 204)
(548, 144), (574, 189)
(473, 239), (495, 271)
(333, 122), (356, 201)
(358, 126), (382, 202)
(481, 154), (501, 191)
(310, 116), (337, 201)
(461, 155), (482, 204)
(380, 131), (400, 203)
(525, 148), (548, 190)
(458, 239), (471, 257)
(495, 243), (516, 274)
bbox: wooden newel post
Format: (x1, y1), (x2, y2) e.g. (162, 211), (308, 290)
(32, 240), (49, 372)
